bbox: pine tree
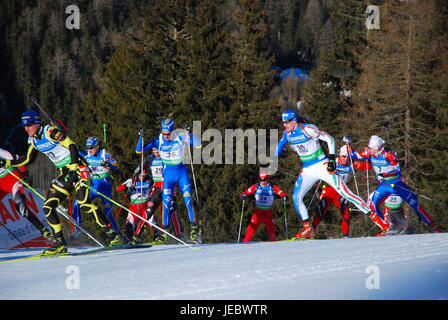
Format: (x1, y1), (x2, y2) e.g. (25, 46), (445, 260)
(302, 0), (370, 138)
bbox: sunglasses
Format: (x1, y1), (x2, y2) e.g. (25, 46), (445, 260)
(282, 120), (292, 124)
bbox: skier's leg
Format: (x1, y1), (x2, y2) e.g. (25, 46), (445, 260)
(263, 210), (276, 241)
(393, 180), (434, 225)
(320, 164), (370, 215)
(243, 210), (261, 242)
(99, 181), (120, 234)
(292, 167), (318, 221)
(293, 167), (319, 239)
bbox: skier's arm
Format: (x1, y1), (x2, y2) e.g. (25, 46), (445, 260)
(45, 126), (82, 169)
(188, 133), (201, 148)
(4, 144), (38, 167)
(304, 125), (335, 156)
(116, 179), (133, 193)
(240, 184), (258, 198)
(384, 150), (399, 166)
(103, 151), (119, 171)
(353, 160), (372, 171)
(136, 136), (158, 154)
(274, 131), (289, 157)
(0, 149), (32, 179)
(349, 145), (370, 160)
(273, 185), (287, 198)
(0, 148), (14, 160)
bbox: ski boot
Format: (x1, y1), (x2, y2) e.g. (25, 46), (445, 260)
(153, 233), (168, 245)
(105, 228), (123, 246)
(294, 221), (316, 240)
(41, 227), (55, 242)
(124, 223), (134, 244)
(42, 232), (68, 256)
(368, 213), (390, 236)
(189, 221), (202, 244)
(130, 233), (143, 245)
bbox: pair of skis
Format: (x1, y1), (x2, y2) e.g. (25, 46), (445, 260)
(1, 243), (153, 263)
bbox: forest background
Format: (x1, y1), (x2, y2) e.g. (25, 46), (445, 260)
(1, 0), (447, 244)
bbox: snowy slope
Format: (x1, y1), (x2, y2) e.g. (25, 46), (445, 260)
(0, 233), (447, 300)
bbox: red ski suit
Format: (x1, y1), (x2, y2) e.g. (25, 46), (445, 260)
(240, 183), (287, 242)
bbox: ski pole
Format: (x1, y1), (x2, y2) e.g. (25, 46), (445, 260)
(140, 135), (144, 225)
(357, 175), (448, 208)
(103, 123), (108, 150)
(68, 195), (74, 233)
(5, 168), (105, 247)
(115, 193), (130, 219)
(238, 199), (245, 243)
(307, 181), (321, 210)
(345, 142), (367, 236)
(78, 180), (195, 249)
(283, 200), (288, 239)
(184, 125), (201, 213)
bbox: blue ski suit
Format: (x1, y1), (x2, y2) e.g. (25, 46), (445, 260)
(73, 148), (120, 233)
(136, 131), (201, 226)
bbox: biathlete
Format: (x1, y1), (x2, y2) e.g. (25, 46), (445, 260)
(2, 110), (122, 255)
(71, 136), (121, 237)
(117, 148), (182, 244)
(311, 146), (355, 238)
(273, 110), (381, 240)
(116, 170), (152, 244)
(349, 135), (442, 235)
(136, 119), (201, 243)
(240, 171), (288, 242)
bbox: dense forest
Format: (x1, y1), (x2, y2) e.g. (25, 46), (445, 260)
(1, 0), (447, 243)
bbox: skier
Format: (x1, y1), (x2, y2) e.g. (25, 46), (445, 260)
(273, 110), (378, 240)
(116, 170), (152, 244)
(240, 171), (288, 242)
(349, 135), (442, 234)
(2, 110), (122, 255)
(139, 147), (182, 243)
(71, 136), (120, 238)
(120, 147), (182, 244)
(0, 147), (54, 241)
(136, 119), (202, 243)
(311, 146), (355, 238)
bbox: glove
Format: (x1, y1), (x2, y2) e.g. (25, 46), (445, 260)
(327, 154), (336, 173)
(342, 135), (351, 144)
(102, 161), (112, 170)
(282, 195), (288, 201)
(240, 193), (247, 200)
(116, 184), (126, 193)
(65, 170), (79, 184)
(138, 129), (146, 138)
(183, 123), (191, 131)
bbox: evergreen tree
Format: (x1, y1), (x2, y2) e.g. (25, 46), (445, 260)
(302, 0), (370, 137)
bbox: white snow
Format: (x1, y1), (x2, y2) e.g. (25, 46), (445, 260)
(1, 233), (447, 300)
